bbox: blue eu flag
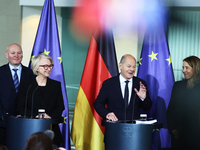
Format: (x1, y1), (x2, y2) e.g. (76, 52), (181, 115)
(137, 22), (174, 149)
(29, 0), (70, 149)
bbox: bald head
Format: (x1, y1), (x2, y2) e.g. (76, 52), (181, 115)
(120, 54), (136, 64)
(6, 43), (23, 68)
(7, 43), (21, 51)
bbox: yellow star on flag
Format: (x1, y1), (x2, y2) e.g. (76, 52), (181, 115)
(58, 55), (62, 63)
(42, 49), (50, 55)
(166, 55), (172, 65)
(64, 117), (67, 124)
(30, 56), (35, 61)
(148, 51), (158, 61)
(139, 58), (142, 65)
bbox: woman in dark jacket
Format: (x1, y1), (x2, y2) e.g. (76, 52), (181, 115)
(16, 54), (64, 146)
(167, 56), (200, 150)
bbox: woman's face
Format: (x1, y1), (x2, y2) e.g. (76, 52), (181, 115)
(37, 57), (53, 78)
(182, 61), (194, 80)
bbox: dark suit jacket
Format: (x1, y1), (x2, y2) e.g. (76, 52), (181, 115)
(167, 80), (200, 149)
(16, 76), (65, 145)
(0, 63), (34, 127)
(17, 76), (64, 119)
(93, 75), (152, 121)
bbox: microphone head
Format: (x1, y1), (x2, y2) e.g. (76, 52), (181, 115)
(44, 130), (54, 140)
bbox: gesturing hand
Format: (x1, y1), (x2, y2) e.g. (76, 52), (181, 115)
(134, 82), (146, 99)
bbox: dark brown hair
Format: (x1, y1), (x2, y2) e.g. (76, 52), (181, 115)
(24, 132), (53, 150)
(0, 145), (8, 150)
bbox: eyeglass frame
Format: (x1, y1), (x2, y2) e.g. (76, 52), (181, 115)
(39, 64), (54, 70)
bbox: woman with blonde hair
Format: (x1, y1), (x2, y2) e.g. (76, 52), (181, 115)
(16, 54), (64, 146)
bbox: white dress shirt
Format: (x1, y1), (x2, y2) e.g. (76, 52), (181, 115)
(119, 74), (133, 104)
(9, 63), (22, 82)
(119, 74), (144, 103)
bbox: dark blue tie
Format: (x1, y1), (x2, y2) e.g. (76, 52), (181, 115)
(13, 69), (19, 93)
(124, 80), (129, 107)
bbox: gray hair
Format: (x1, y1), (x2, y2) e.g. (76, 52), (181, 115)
(31, 54), (53, 75)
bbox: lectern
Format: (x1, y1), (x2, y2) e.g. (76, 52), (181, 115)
(6, 116), (63, 150)
(103, 120), (162, 150)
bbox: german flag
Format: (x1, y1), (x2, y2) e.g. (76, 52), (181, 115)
(71, 30), (118, 150)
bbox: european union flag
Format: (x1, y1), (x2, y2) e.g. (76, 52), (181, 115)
(29, 0), (70, 149)
(137, 23), (174, 149)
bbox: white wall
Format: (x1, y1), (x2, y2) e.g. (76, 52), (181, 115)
(21, 6), (62, 66)
(0, 0), (21, 66)
(19, 0), (76, 7)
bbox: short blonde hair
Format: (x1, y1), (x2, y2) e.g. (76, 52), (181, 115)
(31, 54), (53, 75)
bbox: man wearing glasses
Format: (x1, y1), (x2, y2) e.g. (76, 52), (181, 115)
(0, 43), (34, 145)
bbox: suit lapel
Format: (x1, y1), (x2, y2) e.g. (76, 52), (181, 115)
(112, 75), (125, 107)
(5, 64), (15, 89)
(20, 65), (26, 84)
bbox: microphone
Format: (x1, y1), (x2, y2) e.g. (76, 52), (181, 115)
(124, 96), (126, 123)
(131, 93), (136, 123)
(31, 86), (39, 119)
(131, 77), (136, 123)
(24, 84), (32, 118)
(44, 130), (55, 140)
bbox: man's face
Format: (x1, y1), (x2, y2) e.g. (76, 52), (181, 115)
(6, 44), (23, 67)
(119, 56), (136, 80)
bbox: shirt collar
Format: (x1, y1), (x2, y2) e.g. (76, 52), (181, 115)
(9, 63), (22, 71)
(119, 74), (133, 83)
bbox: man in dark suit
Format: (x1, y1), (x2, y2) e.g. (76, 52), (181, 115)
(0, 43), (34, 145)
(93, 54), (152, 121)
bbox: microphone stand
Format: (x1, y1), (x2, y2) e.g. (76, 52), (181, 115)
(31, 86), (39, 119)
(131, 93), (136, 124)
(131, 77), (136, 124)
(24, 85), (32, 118)
(124, 98), (126, 123)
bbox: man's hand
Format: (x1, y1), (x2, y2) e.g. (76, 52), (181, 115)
(134, 82), (146, 99)
(16, 114), (22, 118)
(106, 112), (118, 121)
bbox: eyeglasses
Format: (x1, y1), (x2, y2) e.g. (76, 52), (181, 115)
(39, 64), (54, 70)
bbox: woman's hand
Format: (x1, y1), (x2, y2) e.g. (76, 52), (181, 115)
(36, 113), (51, 119)
(172, 129), (179, 140)
(43, 113), (51, 118)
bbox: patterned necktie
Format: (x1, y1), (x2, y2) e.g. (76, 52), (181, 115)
(124, 80), (129, 107)
(13, 68), (19, 93)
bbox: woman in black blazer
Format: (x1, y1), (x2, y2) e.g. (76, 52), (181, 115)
(16, 54), (64, 146)
(167, 56), (200, 150)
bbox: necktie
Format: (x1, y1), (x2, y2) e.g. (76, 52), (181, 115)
(13, 69), (19, 93)
(124, 80), (129, 107)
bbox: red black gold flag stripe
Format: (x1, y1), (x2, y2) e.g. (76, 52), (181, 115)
(71, 30), (118, 150)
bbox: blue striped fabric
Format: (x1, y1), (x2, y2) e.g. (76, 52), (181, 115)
(12, 69), (19, 93)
